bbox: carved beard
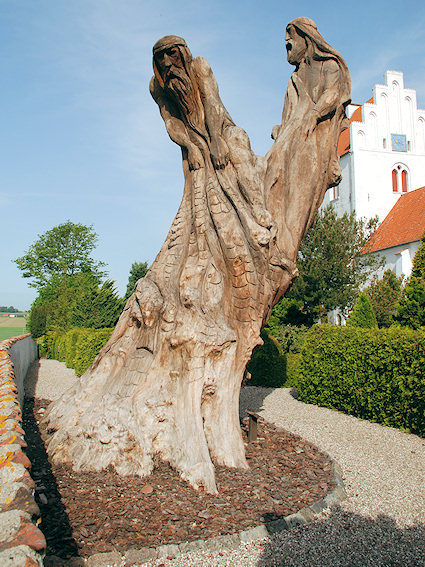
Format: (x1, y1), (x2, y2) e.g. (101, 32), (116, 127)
(165, 68), (195, 118)
(164, 67), (206, 138)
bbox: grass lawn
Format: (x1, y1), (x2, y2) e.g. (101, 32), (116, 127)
(0, 327), (27, 340)
(0, 317), (28, 340)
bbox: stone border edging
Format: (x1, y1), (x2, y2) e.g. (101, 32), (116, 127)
(83, 459), (347, 566)
(0, 334), (46, 567)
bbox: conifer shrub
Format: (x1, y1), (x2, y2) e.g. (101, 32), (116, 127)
(73, 329), (113, 376)
(296, 325), (425, 436)
(247, 330), (287, 387)
(346, 292), (378, 328)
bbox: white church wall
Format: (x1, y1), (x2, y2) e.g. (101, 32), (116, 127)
(323, 70), (425, 225)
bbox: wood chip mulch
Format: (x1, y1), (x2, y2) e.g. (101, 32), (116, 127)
(22, 397), (335, 561)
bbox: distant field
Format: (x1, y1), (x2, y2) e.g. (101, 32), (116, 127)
(0, 327), (27, 341)
(0, 317), (27, 341)
(0, 316), (27, 328)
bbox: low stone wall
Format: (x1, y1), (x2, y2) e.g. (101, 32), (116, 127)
(0, 334), (45, 566)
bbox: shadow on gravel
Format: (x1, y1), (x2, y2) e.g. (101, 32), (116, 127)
(256, 507), (425, 567)
(239, 386), (274, 418)
(22, 396), (80, 560)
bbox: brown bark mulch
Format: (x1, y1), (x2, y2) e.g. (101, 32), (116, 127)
(22, 397), (335, 561)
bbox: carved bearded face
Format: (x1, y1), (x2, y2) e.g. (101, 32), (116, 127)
(155, 45), (186, 83)
(154, 44), (194, 115)
(285, 25), (307, 66)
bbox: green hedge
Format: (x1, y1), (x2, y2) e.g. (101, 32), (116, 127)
(37, 327), (114, 376)
(247, 330), (287, 387)
(296, 325), (425, 436)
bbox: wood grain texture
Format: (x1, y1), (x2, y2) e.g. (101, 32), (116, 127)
(44, 21), (350, 493)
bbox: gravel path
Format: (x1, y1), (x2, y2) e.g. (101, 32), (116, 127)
(26, 361), (425, 566)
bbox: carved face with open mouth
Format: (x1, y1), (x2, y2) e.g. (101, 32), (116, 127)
(285, 24), (308, 66)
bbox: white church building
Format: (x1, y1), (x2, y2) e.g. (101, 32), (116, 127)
(322, 70), (425, 279)
(323, 70), (425, 222)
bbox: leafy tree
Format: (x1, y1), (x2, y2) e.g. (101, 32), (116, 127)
(271, 205), (382, 326)
(14, 221), (106, 290)
(125, 261), (149, 298)
(366, 270), (404, 327)
(394, 233), (425, 329)
(346, 292), (378, 328)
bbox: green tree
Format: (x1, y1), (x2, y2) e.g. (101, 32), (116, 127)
(0, 306), (19, 313)
(28, 273), (122, 337)
(271, 205), (381, 326)
(346, 292), (378, 328)
(14, 221), (106, 290)
(125, 261), (149, 298)
(366, 270), (404, 327)
(72, 280), (123, 328)
(394, 233), (425, 329)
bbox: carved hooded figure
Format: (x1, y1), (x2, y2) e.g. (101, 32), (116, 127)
(43, 24), (351, 495)
(266, 17), (351, 279)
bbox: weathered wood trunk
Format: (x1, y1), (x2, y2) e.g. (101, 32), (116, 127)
(44, 21), (350, 493)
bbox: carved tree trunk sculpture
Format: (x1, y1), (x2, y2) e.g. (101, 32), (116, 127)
(45, 21), (350, 494)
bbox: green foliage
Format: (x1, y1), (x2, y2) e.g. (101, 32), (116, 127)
(346, 292), (378, 328)
(394, 233), (425, 329)
(71, 280), (123, 328)
(366, 270), (404, 328)
(271, 324), (308, 353)
(411, 232), (425, 279)
(281, 205), (381, 324)
(72, 329), (113, 376)
(265, 298), (309, 331)
(125, 261), (149, 298)
(394, 279), (425, 329)
(39, 327), (114, 376)
(14, 221), (106, 290)
(64, 328), (82, 369)
(28, 273), (122, 337)
(296, 325), (425, 436)
(28, 303), (50, 338)
(247, 330), (286, 387)
(0, 306), (20, 313)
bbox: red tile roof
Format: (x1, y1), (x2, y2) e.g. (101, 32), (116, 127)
(363, 186), (425, 253)
(338, 105), (363, 156)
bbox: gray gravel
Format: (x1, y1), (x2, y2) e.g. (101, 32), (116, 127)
(27, 361), (425, 566)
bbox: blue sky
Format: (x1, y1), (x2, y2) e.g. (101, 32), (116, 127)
(1, 0), (425, 309)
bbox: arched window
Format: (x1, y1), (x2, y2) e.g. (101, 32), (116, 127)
(392, 164), (409, 193)
(402, 169), (408, 192)
(392, 169), (398, 192)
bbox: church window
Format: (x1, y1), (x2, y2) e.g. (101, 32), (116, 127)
(392, 164), (409, 193)
(401, 169), (408, 192)
(330, 185), (339, 201)
(392, 169), (398, 192)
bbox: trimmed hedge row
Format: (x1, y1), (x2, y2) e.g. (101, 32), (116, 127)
(296, 325), (425, 436)
(37, 327), (114, 376)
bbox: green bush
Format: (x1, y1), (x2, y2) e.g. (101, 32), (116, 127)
(247, 330), (287, 387)
(36, 327), (114, 376)
(73, 328), (113, 376)
(65, 328), (82, 369)
(296, 325), (425, 436)
(346, 292), (378, 328)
